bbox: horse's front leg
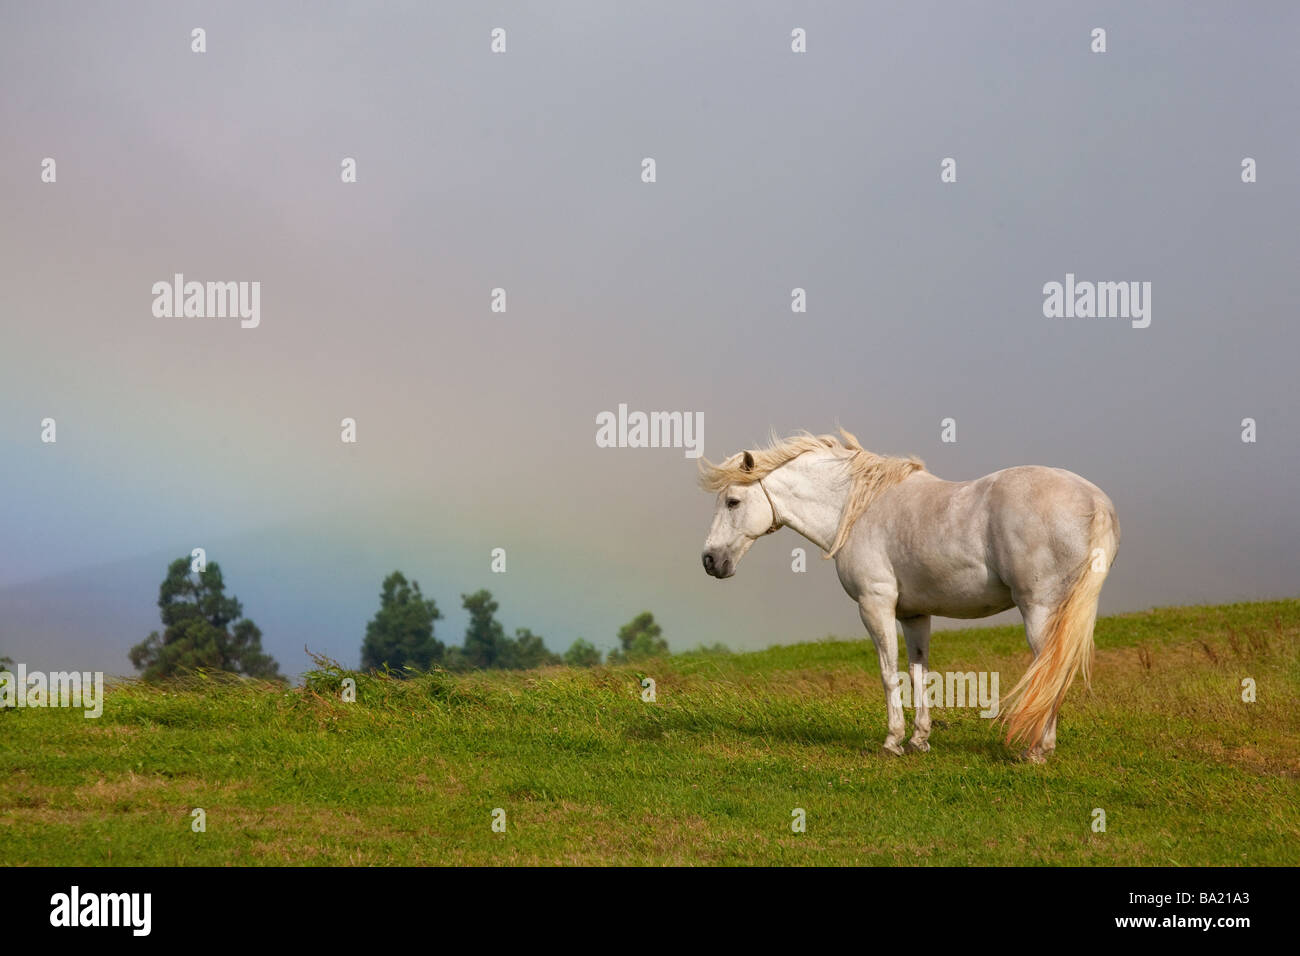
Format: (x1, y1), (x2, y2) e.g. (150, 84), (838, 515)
(859, 598), (905, 756)
(901, 615), (932, 752)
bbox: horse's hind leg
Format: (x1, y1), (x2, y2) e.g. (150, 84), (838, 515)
(901, 615), (932, 752)
(1019, 603), (1057, 763)
(859, 599), (906, 756)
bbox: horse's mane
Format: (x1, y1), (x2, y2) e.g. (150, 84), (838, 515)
(698, 428), (926, 557)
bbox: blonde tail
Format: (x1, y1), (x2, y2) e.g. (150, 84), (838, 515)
(1001, 507), (1117, 747)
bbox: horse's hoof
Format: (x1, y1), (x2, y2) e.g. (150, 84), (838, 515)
(1020, 749), (1049, 764)
(906, 739), (931, 753)
(882, 741), (906, 756)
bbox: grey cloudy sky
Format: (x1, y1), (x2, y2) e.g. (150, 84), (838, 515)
(1, 2), (1297, 676)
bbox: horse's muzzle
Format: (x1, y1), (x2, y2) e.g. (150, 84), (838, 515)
(701, 551), (732, 578)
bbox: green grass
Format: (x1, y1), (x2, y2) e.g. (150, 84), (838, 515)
(3, 599), (1297, 865)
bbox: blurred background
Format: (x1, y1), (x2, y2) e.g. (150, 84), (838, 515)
(2, 1), (1297, 677)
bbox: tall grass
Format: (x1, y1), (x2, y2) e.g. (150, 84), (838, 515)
(2, 600), (1296, 865)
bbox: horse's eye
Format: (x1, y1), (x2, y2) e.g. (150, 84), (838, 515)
(726, 498), (740, 509)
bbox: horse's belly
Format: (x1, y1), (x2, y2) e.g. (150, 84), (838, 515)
(895, 573), (1014, 619)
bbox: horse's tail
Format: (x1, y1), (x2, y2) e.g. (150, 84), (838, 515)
(1001, 505), (1118, 748)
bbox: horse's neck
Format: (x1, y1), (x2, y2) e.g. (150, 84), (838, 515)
(764, 452), (849, 555)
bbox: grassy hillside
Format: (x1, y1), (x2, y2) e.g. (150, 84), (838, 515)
(3, 599), (1297, 865)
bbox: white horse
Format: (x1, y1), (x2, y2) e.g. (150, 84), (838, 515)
(700, 429), (1119, 762)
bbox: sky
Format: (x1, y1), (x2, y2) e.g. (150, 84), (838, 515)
(1, 1), (1297, 678)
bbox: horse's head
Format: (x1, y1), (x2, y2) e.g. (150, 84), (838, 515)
(701, 450), (780, 578)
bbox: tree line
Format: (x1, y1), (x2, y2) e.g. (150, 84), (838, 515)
(359, 572), (676, 672)
(127, 557), (710, 681)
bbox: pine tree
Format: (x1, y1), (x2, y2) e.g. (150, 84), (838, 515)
(129, 557), (281, 680)
(360, 572), (444, 673)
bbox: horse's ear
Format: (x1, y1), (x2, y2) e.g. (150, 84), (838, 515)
(742, 451), (755, 472)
